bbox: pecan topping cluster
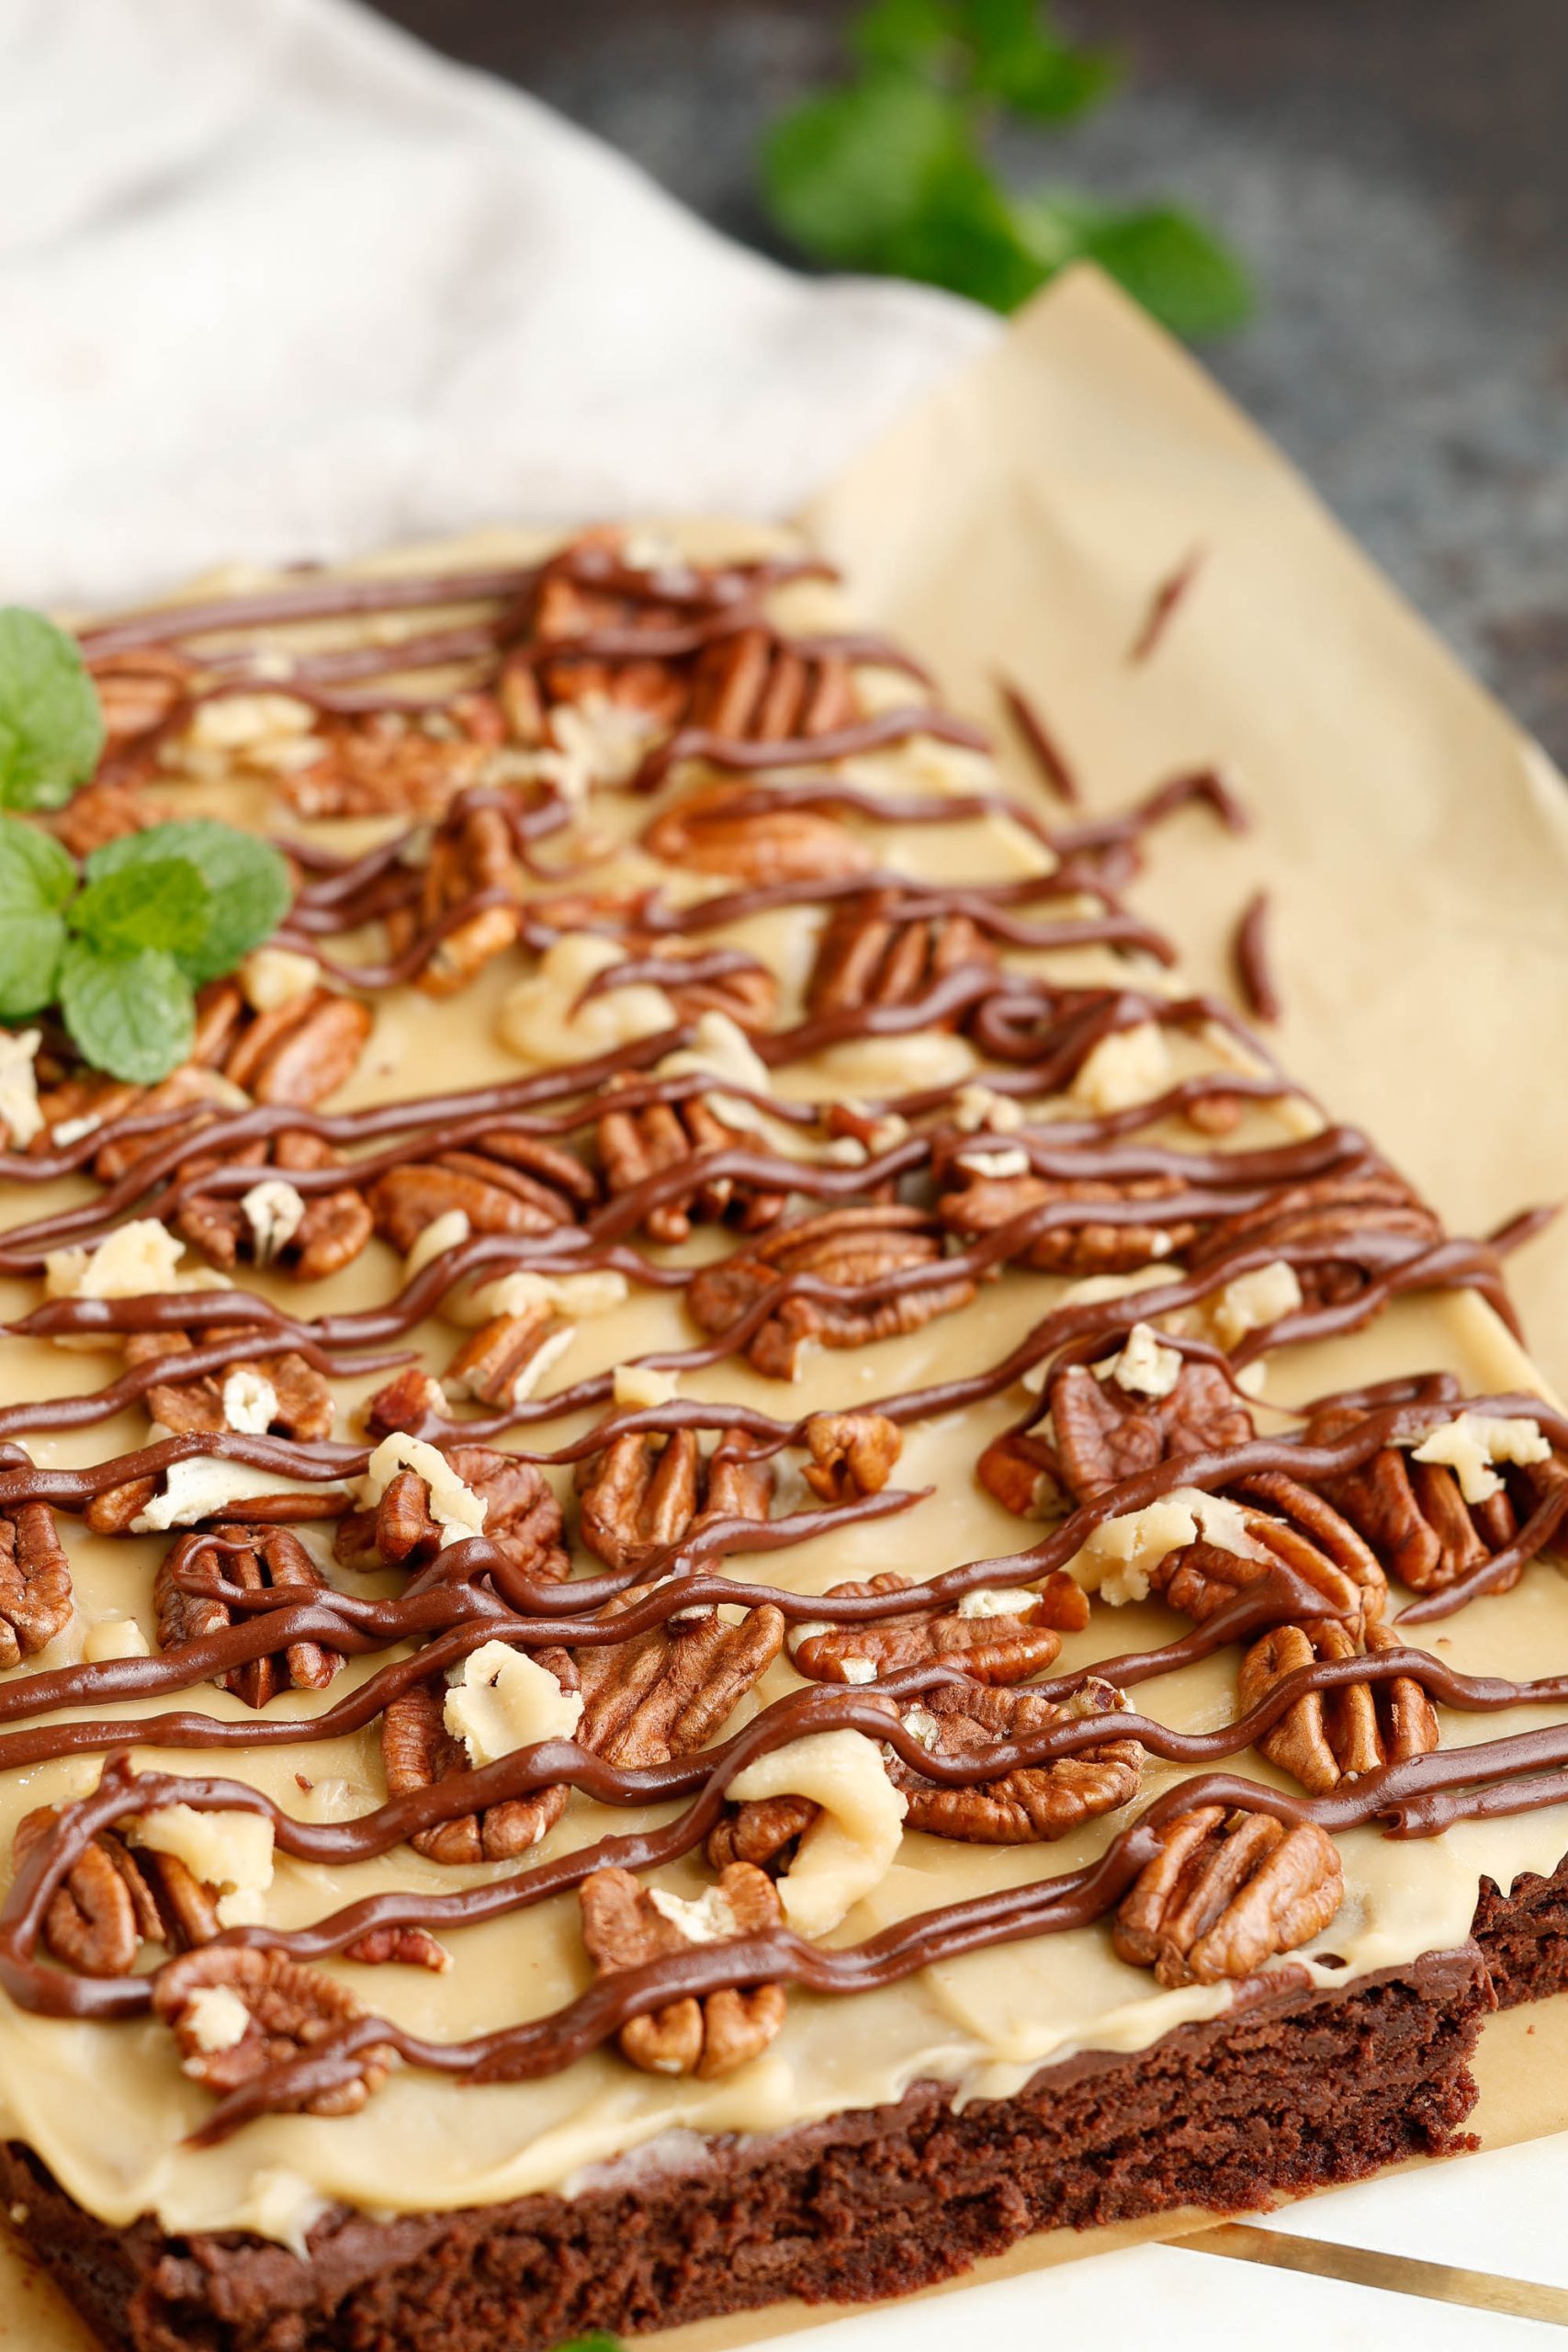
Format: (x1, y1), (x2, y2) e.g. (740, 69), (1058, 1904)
(1114, 1805), (1343, 1986)
(888, 1679), (1142, 1843)
(387, 800), (529, 995)
(334, 1450), (569, 1581)
(154, 1525), (343, 1710)
(596, 1080), (784, 1246)
(686, 1204), (976, 1379)
(175, 1131), (374, 1283)
(283, 704), (503, 820)
(0, 1504), (73, 1668)
(579, 1861), (786, 2079)
(1240, 1619), (1438, 1794)
(381, 1652), (580, 1863)
(14, 1806), (218, 1978)
(153, 1945), (394, 2117)
(1311, 1404), (1566, 1599)
(787, 1569), (1075, 1686)
(807, 895), (995, 1021)
(575, 1430), (774, 1574)
(367, 1133), (597, 1257)
(126, 1331), (333, 1442)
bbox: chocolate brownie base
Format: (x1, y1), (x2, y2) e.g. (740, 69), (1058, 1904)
(1474, 1847), (1568, 2009)
(0, 1949), (1489, 2352)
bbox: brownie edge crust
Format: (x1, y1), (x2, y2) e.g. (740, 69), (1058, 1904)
(0, 1950), (1490, 2352)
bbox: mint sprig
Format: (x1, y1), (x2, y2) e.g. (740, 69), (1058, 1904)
(763, 0), (1252, 336)
(0, 608), (105, 811)
(0, 811), (292, 1084)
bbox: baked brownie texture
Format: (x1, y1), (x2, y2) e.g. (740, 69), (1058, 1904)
(1473, 1849), (1568, 2009)
(0, 1950), (1488, 2352)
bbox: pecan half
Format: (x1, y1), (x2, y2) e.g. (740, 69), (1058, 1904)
(177, 1130), (374, 1283)
(333, 1448), (569, 1580)
(0, 1504), (73, 1668)
(579, 1861), (786, 2078)
(221, 987), (373, 1108)
(891, 1679), (1143, 1841)
(1239, 1619), (1439, 1794)
(597, 1081), (784, 1245)
(789, 1569), (1067, 1685)
(1052, 1358), (1255, 1501)
(937, 1163), (1199, 1274)
(125, 1331), (333, 1443)
(807, 895), (995, 1020)
(380, 1654), (578, 1863)
(13, 1806), (219, 1977)
(152, 1944), (393, 2117)
(685, 1204), (976, 1380)
(367, 1133), (596, 1256)
(1113, 1804), (1343, 1986)
(154, 1524), (342, 1711)
(643, 784), (872, 887)
(442, 1307), (570, 1408)
(799, 1412), (901, 1504)
(687, 627), (855, 744)
(1189, 1164), (1443, 1306)
(575, 1429), (774, 1575)
(575, 1600), (785, 1768)
(1308, 1404), (1551, 1598)
(50, 776), (173, 857)
(622, 932), (778, 1032)
(388, 801), (528, 996)
(1152, 1476), (1388, 1632)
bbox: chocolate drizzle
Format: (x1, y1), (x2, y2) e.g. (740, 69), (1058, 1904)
(0, 523), (1558, 2157)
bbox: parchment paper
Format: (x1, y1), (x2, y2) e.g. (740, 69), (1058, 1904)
(6, 266), (1568, 2346)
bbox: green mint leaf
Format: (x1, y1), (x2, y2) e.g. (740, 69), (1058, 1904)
(964, 0), (1118, 119)
(85, 819), (292, 987)
(763, 74), (974, 269)
(69, 857), (213, 958)
(0, 916), (66, 1021)
(880, 156), (1048, 310)
(0, 816), (74, 1017)
(0, 814), (78, 915)
(0, 608), (105, 811)
(58, 939), (196, 1084)
(1024, 195), (1254, 336)
(852, 0), (955, 72)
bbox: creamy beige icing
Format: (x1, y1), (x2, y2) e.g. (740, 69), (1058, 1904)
(1, 525), (1564, 2247)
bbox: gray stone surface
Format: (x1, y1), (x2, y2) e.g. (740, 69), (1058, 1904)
(370, 1), (1568, 754)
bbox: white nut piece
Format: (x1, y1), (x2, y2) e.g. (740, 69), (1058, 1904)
(1410, 1413), (1551, 1505)
(647, 1884), (740, 1945)
(221, 1369), (280, 1435)
(499, 934), (675, 1069)
(1066, 1486), (1267, 1607)
(45, 1219), (231, 1313)
(240, 946), (321, 1012)
(1211, 1260), (1303, 1349)
(1071, 1022), (1170, 1115)
(613, 1363), (682, 1411)
(446, 1268), (629, 1329)
(0, 1029), (43, 1149)
(133, 1804), (275, 1902)
(728, 1727), (907, 1938)
(358, 1433), (486, 1550)
(83, 1618), (150, 1664)
(132, 1455), (314, 1533)
(242, 1180), (307, 1267)
(443, 1642), (583, 1770)
(182, 1984), (254, 2057)
(1108, 1322), (1183, 1398)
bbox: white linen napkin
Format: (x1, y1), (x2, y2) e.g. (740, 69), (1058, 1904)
(0, 0), (996, 609)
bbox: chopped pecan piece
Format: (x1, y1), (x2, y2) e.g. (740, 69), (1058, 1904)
(333, 1448), (569, 1580)
(177, 1130), (374, 1283)
(1113, 1804), (1343, 1987)
(443, 1307), (570, 1408)
(642, 784), (872, 887)
(799, 1412), (902, 1504)
(152, 1945), (393, 2117)
(937, 1163), (1199, 1274)
(685, 1204), (976, 1380)
(976, 1429), (1070, 1523)
(706, 1793), (821, 1874)
(596, 1080), (784, 1245)
(790, 1569), (1067, 1686)
(380, 1655), (579, 1863)
(575, 1599), (785, 1768)
(0, 1504), (73, 1668)
(687, 626), (855, 744)
(367, 1133), (596, 1256)
(579, 1861), (786, 2079)
(1051, 1358), (1255, 1501)
(575, 1429), (774, 1575)
(891, 1679), (1143, 1841)
(221, 988), (372, 1108)
(88, 648), (195, 764)
(388, 801), (528, 996)
(361, 1368), (452, 1440)
(1307, 1404), (1554, 1599)
(807, 895), (995, 1020)
(1152, 1476), (1388, 1633)
(1188, 1164), (1443, 1306)
(284, 709), (495, 819)
(124, 1331), (333, 1443)
(13, 1805), (219, 1977)
(154, 1524), (343, 1711)
(49, 776), (173, 857)
(1239, 1619), (1439, 1794)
